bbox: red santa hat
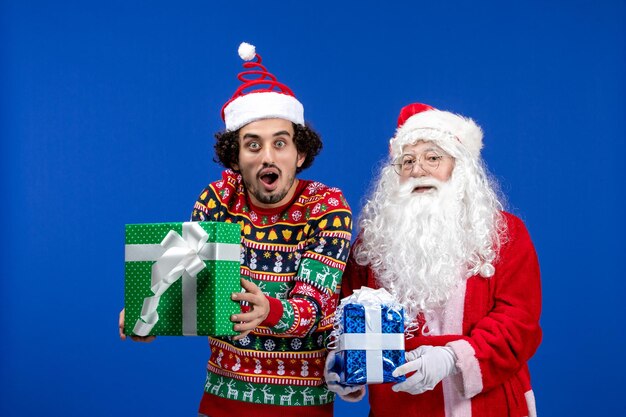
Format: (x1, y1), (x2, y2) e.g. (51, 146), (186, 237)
(221, 42), (305, 132)
(391, 102), (484, 158)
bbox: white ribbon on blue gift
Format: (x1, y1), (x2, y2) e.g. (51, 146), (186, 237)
(125, 222), (240, 336)
(335, 287), (405, 384)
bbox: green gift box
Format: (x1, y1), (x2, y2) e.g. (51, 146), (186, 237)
(124, 221), (241, 336)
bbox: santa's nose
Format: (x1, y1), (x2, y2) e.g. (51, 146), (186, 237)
(408, 162), (429, 177)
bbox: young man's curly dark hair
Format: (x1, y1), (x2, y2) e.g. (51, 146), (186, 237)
(214, 122), (323, 174)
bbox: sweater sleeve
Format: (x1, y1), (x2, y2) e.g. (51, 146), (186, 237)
(447, 213), (543, 398)
(263, 189), (353, 336)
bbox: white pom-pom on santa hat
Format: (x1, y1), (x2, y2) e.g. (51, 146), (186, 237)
(238, 42), (256, 61)
(392, 103), (484, 159)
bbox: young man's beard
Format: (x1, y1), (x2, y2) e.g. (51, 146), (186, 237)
(242, 163), (297, 206)
(355, 166), (495, 319)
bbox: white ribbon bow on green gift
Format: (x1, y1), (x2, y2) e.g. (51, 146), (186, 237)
(125, 222), (240, 336)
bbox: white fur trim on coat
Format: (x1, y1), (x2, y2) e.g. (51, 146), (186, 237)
(441, 279), (473, 417)
(224, 91), (304, 131)
(525, 389), (537, 417)
(448, 339), (484, 399)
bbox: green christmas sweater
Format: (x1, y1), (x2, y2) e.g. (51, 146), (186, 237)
(192, 170), (352, 407)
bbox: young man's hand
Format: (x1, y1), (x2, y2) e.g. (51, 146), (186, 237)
(230, 278), (270, 341)
(324, 350), (367, 402)
(118, 308), (156, 343)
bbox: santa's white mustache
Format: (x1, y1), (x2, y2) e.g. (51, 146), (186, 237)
(397, 178), (446, 196)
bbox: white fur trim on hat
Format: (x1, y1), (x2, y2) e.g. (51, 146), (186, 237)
(393, 109), (483, 158)
(223, 91), (305, 132)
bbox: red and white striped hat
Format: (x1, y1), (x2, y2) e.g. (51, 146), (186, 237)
(221, 42), (304, 132)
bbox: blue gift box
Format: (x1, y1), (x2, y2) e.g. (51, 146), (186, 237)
(335, 302), (406, 385)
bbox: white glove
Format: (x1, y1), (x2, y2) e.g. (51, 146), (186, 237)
(324, 350), (367, 402)
(391, 345), (458, 395)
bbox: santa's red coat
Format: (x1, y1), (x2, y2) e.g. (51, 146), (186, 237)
(341, 212), (542, 417)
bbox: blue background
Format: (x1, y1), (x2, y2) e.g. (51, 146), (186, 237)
(2, 1), (624, 416)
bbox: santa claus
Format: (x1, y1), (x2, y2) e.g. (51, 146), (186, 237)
(325, 103), (542, 417)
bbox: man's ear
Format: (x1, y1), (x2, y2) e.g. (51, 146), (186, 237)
(296, 153), (306, 168)
(231, 162), (240, 171)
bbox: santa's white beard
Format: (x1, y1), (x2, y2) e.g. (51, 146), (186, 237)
(355, 167), (498, 319)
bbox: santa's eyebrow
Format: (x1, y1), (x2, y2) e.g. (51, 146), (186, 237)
(420, 147), (444, 153)
(400, 148), (436, 157)
(402, 147), (443, 156)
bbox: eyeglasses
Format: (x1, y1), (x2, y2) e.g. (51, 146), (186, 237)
(391, 151), (452, 176)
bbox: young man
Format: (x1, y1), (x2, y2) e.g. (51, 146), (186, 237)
(121, 43), (352, 417)
(326, 103), (541, 417)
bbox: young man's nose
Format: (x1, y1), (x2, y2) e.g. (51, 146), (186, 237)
(260, 146), (275, 164)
